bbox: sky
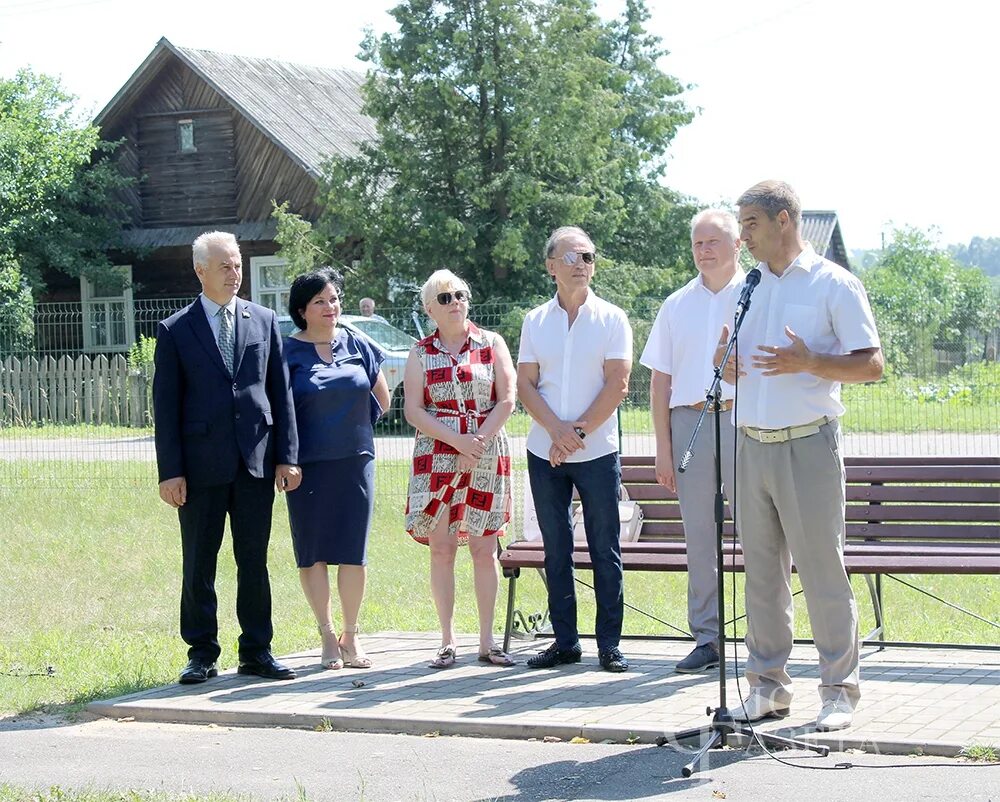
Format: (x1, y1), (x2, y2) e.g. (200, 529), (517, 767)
(2, 0), (997, 251)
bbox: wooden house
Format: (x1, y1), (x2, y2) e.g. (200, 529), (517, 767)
(43, 37), (374, 352)
(801, 210), (850, 269)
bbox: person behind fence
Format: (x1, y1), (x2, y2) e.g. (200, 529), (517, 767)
(516, 226), (633, 673)
(717, 180), (883, 731)
(403, 269), (517, 669)
(359, 297), (388, 323)
(283, 268), (390, 670)
(640, 208), (744, 675)
(153, 230), (301, 685)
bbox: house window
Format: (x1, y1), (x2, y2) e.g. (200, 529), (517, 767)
(250, 256), (296, 325)
(178, 119), (196, 153)
(81, 266), (135, 352)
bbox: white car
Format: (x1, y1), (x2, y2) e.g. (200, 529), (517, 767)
(278, 313), (416, 420)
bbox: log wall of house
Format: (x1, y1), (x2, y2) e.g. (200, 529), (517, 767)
(100, 56), (320, 229)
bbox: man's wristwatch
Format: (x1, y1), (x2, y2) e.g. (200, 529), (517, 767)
(573, 426), (586, 440)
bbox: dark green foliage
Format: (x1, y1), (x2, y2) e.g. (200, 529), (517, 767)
(311, 0), (694, 304)
(0, 252), (34, 354)
(0, 69), (133, 294)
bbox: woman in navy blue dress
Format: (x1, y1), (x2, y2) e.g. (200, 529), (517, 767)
(284, 268), (390, 670)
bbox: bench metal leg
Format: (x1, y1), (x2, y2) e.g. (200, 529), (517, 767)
(862, 573), (885, 650)
(502, 569), (519, 654)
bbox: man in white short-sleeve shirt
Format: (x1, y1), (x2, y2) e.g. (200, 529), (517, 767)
(640, 208), (744, 674)
(517, 226), (633, 672)
(717, 180), (883, 732)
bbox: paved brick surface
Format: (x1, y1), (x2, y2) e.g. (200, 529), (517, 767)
(87, 633), (1000, 756)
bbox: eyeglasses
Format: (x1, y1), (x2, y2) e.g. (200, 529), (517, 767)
(559, 251), (596, 266)
(436, 290), (470, 305)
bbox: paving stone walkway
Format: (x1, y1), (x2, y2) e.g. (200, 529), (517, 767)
(88, 633), (1000, 757)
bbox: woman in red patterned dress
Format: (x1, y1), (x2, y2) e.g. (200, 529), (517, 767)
(403, 269), (517, 668)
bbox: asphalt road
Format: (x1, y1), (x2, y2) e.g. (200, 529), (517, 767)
(0, 715), (996, 801)
(1, 432), (997, 462)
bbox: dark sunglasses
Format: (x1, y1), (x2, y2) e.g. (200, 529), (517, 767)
(560, 251), (596, 266)
(436, 290), (470, 305)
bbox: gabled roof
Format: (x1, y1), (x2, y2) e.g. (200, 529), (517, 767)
(802, 210), (851, 270)
(95, 37), (376, 178)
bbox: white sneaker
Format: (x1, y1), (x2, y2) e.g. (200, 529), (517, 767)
(816, 700), (853, 731)
(731, 691), (791, 722)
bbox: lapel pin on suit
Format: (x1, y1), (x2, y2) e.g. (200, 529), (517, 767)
(241, 307), (251, 319)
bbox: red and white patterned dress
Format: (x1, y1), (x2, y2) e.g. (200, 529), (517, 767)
(405, 323), (512, 545)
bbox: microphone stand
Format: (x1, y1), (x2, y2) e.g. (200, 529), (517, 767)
(655, 271), (828, 777)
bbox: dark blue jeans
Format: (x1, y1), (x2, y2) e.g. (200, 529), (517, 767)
(527, 450), (624, 651)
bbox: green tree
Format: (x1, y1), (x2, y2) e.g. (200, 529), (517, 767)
(0, 68), (132, 293)
(312, 0), (693, 301)
(863, 228), (962, 375)
(939, 264), (1000, 361)
(0, 252), (34, 354)
(950, 236), (1000, 277)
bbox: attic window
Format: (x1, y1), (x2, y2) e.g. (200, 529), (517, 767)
(178, 119), (196, 153)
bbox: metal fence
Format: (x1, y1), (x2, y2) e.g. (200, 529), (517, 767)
(1, 299), (998, 517)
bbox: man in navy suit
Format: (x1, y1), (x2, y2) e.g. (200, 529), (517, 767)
(154, 231), (301, 685)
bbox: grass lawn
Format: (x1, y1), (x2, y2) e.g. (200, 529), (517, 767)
(2, 460), (997, 717)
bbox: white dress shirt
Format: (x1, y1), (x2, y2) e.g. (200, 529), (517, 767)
(733, 246), (880, 430)
(640, 269), (745, 407)
(518, 289), (633, 462)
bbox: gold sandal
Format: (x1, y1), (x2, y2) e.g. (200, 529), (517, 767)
(339, 624), (372, 669)
(319, 623), (343, 670)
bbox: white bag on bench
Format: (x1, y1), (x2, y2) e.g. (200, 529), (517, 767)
(572, 485), (643, 543)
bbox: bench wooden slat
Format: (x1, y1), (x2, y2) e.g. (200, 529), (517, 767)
(500, 549), (999, 576)
(503, 541), (1000, 559)
(622, 465), (1000, 485)
(623, 485), (999, 505)
(621, 455), (1000, 467)
(632, 501), (1000, 524)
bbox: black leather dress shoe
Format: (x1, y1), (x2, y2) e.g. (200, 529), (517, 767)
(237, 652), (297, 680)
(598, 646), (629, 673)
(526, 641), (583, 669)
(179, 658), (218, 684)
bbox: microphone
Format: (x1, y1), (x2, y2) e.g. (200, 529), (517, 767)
(734, 267), (761, 318)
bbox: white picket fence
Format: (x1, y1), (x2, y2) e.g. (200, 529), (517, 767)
(0, 355), (152, 427)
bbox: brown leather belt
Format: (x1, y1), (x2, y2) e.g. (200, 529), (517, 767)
(742, 416), (834, 444)
(685, 399), (733, 413)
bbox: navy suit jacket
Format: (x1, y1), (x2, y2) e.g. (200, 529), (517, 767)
(153, 298), (298, 487)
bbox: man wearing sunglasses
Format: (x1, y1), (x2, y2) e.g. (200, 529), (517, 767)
(517, 226), (633, 673)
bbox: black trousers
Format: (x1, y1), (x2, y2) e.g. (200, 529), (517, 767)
(178, 464), (275, 662)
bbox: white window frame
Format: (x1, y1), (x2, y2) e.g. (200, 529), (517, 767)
(81, 265), (135, 353)
(250, 255), (294, 320)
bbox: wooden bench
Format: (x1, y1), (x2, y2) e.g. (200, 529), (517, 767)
(499, 455), (1000, 652)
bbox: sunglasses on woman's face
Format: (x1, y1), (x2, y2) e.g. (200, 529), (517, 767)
(560, 251), (596, 266)
(436, 290), (470, 305)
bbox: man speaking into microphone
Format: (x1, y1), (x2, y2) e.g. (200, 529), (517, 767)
(717, 180), (883, 731)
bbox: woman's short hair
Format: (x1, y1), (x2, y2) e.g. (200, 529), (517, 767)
(288, 266), (345, 330)
(421, 269), (471, 311)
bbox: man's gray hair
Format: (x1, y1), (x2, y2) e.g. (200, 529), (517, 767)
(736, 180), (801, 228)
(690, 208), (739, 242)
(192, 231), (240, 268)
(544, 226), (594, 260)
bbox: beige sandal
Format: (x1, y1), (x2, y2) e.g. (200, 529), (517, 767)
(319, 623), (343, 670)
(429, 644), (457, 669)
(339, 624), (372, 669)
